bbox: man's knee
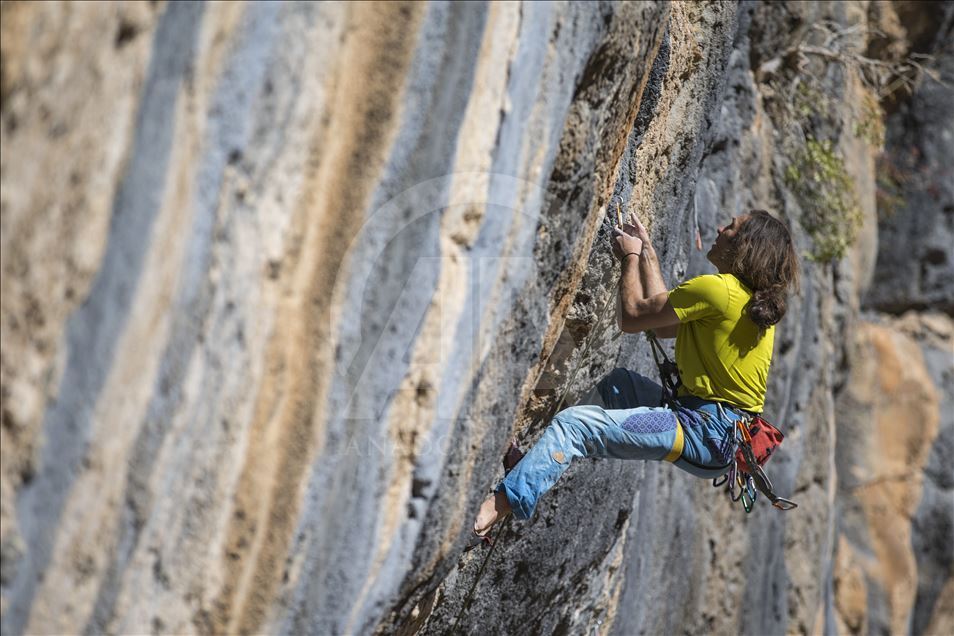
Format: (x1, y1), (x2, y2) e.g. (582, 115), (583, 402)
(546, 407), (594, 460)
(597, 368), (633, 405)
(548, 407), (580, 439)
(552, 405), (605, 437)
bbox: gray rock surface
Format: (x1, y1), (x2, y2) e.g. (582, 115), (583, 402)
(865, 7), (954, 314)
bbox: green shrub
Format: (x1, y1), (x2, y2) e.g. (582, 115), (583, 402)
(793, 81), (828, 120)
(784, 139), (863, 262)
(852, 93), (885, 149)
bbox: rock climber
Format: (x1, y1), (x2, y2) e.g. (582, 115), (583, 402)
(474, 209), (800, 536)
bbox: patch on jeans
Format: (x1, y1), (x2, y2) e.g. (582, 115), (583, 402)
(551, 451), (566, 464)
(621, 410), (676, 434)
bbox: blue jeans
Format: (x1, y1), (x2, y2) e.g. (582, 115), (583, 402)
(498, 368), (742, 520)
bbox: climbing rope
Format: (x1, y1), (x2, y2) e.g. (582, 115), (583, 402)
(449, 287), (617, 633)
(448, 203), (628, 633)
(448, 516), (512, 634)
(448, 201), (799, 626)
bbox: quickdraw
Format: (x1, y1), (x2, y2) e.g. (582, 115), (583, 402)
(712, 416), (797, 512)
(646, 330), (681, 408)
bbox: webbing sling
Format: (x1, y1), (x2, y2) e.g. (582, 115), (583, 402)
(646, 330), (680, 408)
(647, 330), (686, 463)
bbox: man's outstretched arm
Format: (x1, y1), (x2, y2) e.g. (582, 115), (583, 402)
(613, 218), (680, 334)
(634, 219), (678, 338)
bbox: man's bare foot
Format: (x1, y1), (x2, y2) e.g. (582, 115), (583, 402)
(474, 490), (512, 537)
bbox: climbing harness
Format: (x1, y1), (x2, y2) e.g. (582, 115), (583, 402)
(645, 332), (797, 512)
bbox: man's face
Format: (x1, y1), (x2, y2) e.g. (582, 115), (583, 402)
(707, 214), (748, 270)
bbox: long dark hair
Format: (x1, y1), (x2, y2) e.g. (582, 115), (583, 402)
(728, 210), (800, 331)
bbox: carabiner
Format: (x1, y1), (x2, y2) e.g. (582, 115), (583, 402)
(731, 471), (746, 502)
(749, 463), (774, 494)
(740, 475), (757, 513)
(771, 497), (798, 511)
(741, 491), (755, 513)
(714, 458), (736, 489)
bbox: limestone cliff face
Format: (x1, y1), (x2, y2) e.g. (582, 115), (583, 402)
(1, 1), (950, 635)
(833, 315), (953, 636)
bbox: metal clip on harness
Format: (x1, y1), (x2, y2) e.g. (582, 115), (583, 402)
(714, 417), (797, 513)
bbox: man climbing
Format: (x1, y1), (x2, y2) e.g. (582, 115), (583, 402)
(474, 210), (800, 535)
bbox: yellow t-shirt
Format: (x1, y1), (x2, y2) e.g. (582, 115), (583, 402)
(668, 273), (773, 412)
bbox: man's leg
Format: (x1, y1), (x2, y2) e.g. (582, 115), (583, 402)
(498, 401), (678, 520)
(579, 367), (663, 410)
(476, 368), (672, 532)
